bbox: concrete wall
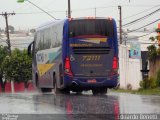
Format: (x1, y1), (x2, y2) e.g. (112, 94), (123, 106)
(0, 82), (36, 93)
(119, 45), (142, 90)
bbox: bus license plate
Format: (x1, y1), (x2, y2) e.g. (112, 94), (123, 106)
(87, 79), (97, 83)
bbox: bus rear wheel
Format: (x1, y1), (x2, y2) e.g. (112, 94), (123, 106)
(72, 89), (82, 94)
(54, 82), (60, 94)
(61, 88), (70, 94)
(92, 88), (107, 95)
(100, 88), (108, 95)
(53, 75), (61, 94)
(41, 88), (52, 93)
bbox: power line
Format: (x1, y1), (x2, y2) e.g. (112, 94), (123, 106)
(123, 5), (160, 20)
(122, 8), (160, 27)
(127, 31), (156, 40)
(25, 0), (57, 20)
(73, 6), (117, 11)
(126, 19), (160, 33)
(17, 4), (160, 14)
(16, 6), (117, 15)
(12, 4), (160, 18)
(121, 4), (160, 7)
(16, 11), (65, 15)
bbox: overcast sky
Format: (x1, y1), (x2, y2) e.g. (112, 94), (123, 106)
(0, 0), (159, 30)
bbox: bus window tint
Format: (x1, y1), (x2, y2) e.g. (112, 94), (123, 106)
(69, 19), (114, 37)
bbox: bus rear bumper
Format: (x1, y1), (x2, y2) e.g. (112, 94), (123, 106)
(64, 75), (118, 90)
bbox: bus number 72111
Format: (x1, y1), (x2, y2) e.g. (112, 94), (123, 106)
(82, 55), (101, 61)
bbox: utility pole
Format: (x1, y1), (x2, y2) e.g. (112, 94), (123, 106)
(95, 8), (96, 18)
(68, 0), (71, 18)
(0, 12), (15, 55)
(118, 6), (122, 44)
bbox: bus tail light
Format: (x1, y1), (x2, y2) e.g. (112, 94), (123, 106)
(69, 18), (73, 21)
(108, 57), (118, 77)
(107, 17), (113, 20)
(65, 57), (73, 76)
(112, 57), (118, 70)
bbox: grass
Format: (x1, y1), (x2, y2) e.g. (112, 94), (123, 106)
(112, 88), (160, 96)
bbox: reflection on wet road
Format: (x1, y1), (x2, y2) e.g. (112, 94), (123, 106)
(0, 92), (160, 120)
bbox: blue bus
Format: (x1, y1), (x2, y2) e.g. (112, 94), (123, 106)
(28, 17), (119, 95)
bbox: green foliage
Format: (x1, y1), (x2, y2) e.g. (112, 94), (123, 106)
(17, 0), (24, 3)
(147, 45), (157, 60)
(156, 28), (160, 33)
(157, 48), (160, 55)
(0, 45), (8, 92)
(156, 69), (160, 87)
(148, 28), (160, 60)
(0, 45), (8, 74)
(3, 48), (32, 84)
(5, 25), (14, 34)
(137, 88), (160, 95)
(140, 77), (157, 89)
(149, 36), (155, 41)
(30, 29), (35, 33)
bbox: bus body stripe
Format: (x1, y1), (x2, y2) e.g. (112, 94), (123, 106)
(37, 64), (55, 77)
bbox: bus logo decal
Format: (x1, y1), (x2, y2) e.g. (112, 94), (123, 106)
(70, 55), (75, 61)
(37, 63), (55, 77)
(80, 39), (100, 44)
(79, 38), (107, 44)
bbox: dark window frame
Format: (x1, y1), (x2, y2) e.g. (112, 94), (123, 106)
(69, 19), (114, 38)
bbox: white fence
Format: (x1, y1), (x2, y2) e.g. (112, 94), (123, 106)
(119, 45), (142, 90)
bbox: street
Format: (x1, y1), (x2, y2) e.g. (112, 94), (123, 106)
(0, 91), (160, 120)
(0, 0), (160, 120)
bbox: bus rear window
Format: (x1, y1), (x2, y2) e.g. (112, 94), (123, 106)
(69, 19), (114, 38)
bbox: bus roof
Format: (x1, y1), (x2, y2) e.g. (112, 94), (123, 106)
(36, 19), (67, 32)
(36, 17), (116, 32)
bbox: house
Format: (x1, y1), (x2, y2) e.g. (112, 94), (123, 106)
(119, 30), (157, 90)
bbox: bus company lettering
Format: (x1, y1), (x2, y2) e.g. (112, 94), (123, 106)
(82, 55), (101, 61)
(70, 44), (93, 47)
(80, 64), (103, 67)
(37, 53), (44, 63)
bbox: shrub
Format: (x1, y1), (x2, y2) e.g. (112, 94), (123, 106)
(157, 48), (160, 55)
(127, 83), (132, 90)
(156, 69), (160, 87)
(140, 77), (157, 89)
(147, 45), (157, 61)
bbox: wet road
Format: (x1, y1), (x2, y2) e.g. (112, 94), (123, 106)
(0, 92), (160, 120)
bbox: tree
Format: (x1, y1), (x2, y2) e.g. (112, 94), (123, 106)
(5, 25), (15, 34)
(147, 45), (157, 61)
(0, 45), (8, 92)
(147, 28), (160, 60)
(3, 48), (32, 90)
(30, 29), (36, 33)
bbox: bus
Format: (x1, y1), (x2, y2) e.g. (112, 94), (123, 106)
(28, 17), (119, 95)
